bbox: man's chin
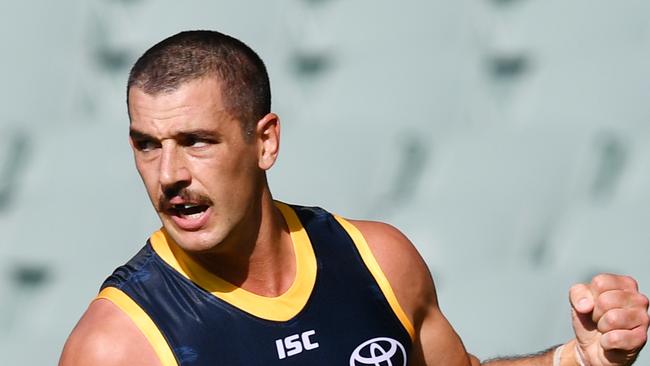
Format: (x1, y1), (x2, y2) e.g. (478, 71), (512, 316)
(162, 223), (222, 252)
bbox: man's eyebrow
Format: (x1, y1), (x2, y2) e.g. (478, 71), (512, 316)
(175, 129), (220, 140)
(128, 128), (220, 140)
(129, 128), (154, 140)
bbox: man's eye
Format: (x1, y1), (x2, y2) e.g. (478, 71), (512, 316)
(135, 140), (159, 151)
(190, 140), (209, 148)
(182, 137), (211, 148)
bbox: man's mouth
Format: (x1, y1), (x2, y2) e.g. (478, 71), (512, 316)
(171, 203), (210, 219)
(159, 188), (213, 231)
(166, 203), (212, 231)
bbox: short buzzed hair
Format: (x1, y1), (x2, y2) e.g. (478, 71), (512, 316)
(127, 30), (271, 139)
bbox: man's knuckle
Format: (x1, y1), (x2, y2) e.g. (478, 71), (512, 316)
(592, 274), (608, 290)
(607, 331), (622, 347)
(606, 311), (619, 326)
(640, 311), (650, 326)
(596, 295), (610, 311)
(592, 273), (606, 283)
(628, 327), (649, 349)
(622, 275), (638, 290)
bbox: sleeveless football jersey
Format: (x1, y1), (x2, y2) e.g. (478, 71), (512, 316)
(97, 202), (414, 365)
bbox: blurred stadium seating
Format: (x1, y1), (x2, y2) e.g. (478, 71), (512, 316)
(1, 0), (650, 364)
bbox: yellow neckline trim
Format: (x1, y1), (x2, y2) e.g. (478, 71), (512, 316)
(149, 201), (317, 322)
(333, 215), (416, 341)
(96, 287), (178, 366)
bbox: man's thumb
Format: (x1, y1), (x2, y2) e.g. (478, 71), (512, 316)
(570, 283), (595, 314)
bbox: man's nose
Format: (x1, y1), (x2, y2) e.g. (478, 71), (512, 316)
(159, 143), (191, 190)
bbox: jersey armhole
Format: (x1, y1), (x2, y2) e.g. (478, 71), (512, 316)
(333, 216), (416, 341)
(95, 287), (178, 366)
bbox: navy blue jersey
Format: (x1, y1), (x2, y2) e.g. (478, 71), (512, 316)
(98, 202), (414, 365)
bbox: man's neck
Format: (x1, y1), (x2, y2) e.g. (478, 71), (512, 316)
(184, 190), (296, 297)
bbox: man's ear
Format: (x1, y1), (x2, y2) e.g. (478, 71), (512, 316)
(256, 112), (280, 170)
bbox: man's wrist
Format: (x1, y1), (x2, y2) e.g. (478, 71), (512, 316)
(553, 343), (566, 366)
(553, 340), (589, 366)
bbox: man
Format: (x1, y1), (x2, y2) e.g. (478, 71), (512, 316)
(59, 30), (649, 366)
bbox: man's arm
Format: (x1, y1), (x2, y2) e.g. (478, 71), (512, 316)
(59, 298), (161, 366)
(351, 220), (649, 366)
(351, 220), (480, 366)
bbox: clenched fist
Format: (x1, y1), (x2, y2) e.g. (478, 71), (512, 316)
(569, 273), (649, 366)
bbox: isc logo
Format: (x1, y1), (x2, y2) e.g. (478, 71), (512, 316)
(275, 330), (319, 359)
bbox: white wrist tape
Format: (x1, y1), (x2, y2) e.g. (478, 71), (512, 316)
(553, 343), (589, 366)
(574, 344), (589, 366)
(553, 344), (564, 366)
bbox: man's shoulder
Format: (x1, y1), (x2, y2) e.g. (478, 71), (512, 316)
(59, 299), (160, 366)
(345, 219), (423, 265)
(345, 219), (439, 329)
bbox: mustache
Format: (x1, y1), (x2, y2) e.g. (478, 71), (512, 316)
(158, 189), (213, 211)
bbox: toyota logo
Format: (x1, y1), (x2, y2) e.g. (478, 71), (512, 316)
(349, 337), (407, 366)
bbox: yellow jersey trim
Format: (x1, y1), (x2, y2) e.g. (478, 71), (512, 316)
(333, 215), (416, 341)
(95, 287), (178, 366)
(149, 201), (317, 322)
